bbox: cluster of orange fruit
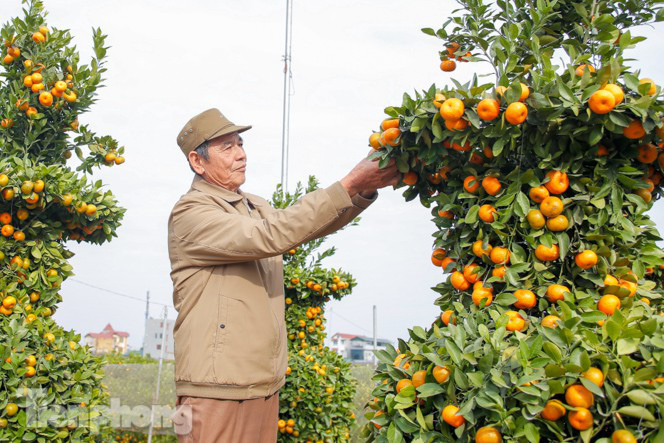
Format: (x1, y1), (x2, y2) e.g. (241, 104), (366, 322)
(369, 118), (402, 152)
(527, 171), (570, 233)
(0, 288), (43, 320)
(104, 151), (125, 166)
(277, 418), (298, 436)
(288, 275), (348, 298)
(438, 42), (471, 73)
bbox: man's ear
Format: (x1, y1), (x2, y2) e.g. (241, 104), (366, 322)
(188, 151), (206, 175)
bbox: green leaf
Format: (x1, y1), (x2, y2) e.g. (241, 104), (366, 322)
(626, 389), (657, 406)
(617, 406), (656, 422)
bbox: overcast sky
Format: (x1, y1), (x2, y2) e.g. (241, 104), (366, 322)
(1, 1), (662, 351)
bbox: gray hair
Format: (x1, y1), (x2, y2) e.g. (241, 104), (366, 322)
(189, 141), (210, 174)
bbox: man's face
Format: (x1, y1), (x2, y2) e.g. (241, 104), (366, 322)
(189, 132), (247, 191)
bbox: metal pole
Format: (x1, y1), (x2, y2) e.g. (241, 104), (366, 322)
(279, 0), (291, 192)
(147, 306), (168, 443)
(145, 291), (150, 321)
(373, 305), (377, 366)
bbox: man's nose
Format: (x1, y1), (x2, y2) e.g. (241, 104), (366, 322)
(237, 146), (247, 161)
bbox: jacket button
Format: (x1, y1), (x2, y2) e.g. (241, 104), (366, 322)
(219, 324), (225, 329)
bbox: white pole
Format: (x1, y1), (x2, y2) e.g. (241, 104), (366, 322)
(373, 305), (377, 366)
(279, 0), (292, 192)
(147, 306), (168, 442)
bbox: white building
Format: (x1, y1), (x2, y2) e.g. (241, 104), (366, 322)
(330, 333), (391, 364)
(142, 317), (175, 360)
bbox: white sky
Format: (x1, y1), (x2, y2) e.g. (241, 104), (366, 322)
(1, 1), (662, 350)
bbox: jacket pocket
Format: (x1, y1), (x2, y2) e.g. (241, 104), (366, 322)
(212, 294), (277, 386)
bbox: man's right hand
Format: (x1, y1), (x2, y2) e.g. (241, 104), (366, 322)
(340, 153), (401, 197)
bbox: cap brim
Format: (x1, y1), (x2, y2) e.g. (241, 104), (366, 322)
(207, 124), (252, 142)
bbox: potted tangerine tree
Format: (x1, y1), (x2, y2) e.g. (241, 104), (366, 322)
(362, 0), (663, 441)
(0, 1), (125, 440)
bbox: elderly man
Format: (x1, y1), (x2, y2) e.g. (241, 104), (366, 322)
(168, 108), (399, 442)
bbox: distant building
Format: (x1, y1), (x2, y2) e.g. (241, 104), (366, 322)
(330, 333), (391, 364)
(142, 317), (175, 360)
(85, 323), (129, 355)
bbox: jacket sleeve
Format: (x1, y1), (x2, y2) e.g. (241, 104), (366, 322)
(299, 191), (377, 243)
(170, 181), (354, 266)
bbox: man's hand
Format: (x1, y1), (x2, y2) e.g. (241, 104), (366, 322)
(340, 153), (401, 197)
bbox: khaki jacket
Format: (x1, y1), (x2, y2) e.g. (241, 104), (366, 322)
(168, 176), (375, 400)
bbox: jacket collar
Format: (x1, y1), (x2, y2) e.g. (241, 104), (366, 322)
(190, 175), (243, 203)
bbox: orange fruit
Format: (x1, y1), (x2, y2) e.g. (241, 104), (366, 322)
(445, 119), (469, 132)
(481, 177), (501, 195)
(634, 188), (652, 203)
(446, 42), (460, 57)
(442, 405), (465, 428)
(542, 315), (562, 328)
(463, 263), (481, 283)
(1, 225), (14, 237)
(473, 240), (492, 257)
(603, 84), (624, 104)
(527, 209), (545, 229)
(541, 399), (566, 421)
(505, 310), (526, 331)
(451, 271), (470, 291)
(438, 209), (454, 219)
(372, 411), (384, 429)
(39, 26), (49, 35)
(440, 98), (465, 121)
(598, 294), (620, 315)
(505, 102), (528, 125)
(396, 378), (413, 394)
(623, 120), (645, 140)
(611, 430), (637, 443)
(544, 170), (569, 194)
(381, 127), (401, 147)
(588, 90), (616, 114)
(540, 196), (563, 217)
(432, 365), (451, 383)
(475, 426), (502, 443)
(39, 91), (53, 107)
(433, 93), (446, 108)
(546, 215), (569, 231)
(619, 279), (637, 297)
(2, 296), (16, 309)
(535, 244), (559, 261)
(637, 144), (658, 163)
(546, 284), (569, 303)
(514, 289), (536, 309)
(490, 247), (510, 265)
(518, 83), (530, 102)
(529, 186), (550, 203)
(575, 250), (598, 269)
(63, 91), (77, 103)
(575, 64), (595, 77)
(0, 212), (11, 225)
(55, 81), (67, 92)
(479, 204), (497, 223)
(464, 176), (479, 193)
(639, 78), (656, 96)
(412, 370), (427, 388)
(393, 354), (411, 370)
(381, 118), (399, 131)
(16, 209), (28, 221)
(432, 249), (447, 267)
(26, 107), (38, 118)
(565, 384), (594, 408)
(13, 231), (25, 242)
(597, 144), (609, 156)
(440, 59), (456, 72)
(568, 408), (593, 431)
(440, 310), (456, 326)
(583, 367), (604, 387)
(470, 153), (483, 166)
(492, 266), (506, 278)
(483, 146), (494, 158)
(403, 171), (418, 186)
(472, 287), (493, 307)
(369, 133), (382, 150)
(477, 99), (500, 121)
(441, 257), (456, 271)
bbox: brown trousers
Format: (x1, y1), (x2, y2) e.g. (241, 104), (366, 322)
(172, 392), (279, 443)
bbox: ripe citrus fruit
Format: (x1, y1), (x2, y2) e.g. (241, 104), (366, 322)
(575, 250), (598, 269)
(535, 244), (559, 261)
(541, 400), (566, 421)
(546, 284), (569, 303)
(441, 310), (456, 326)
(514, 289), (536, 309)
(639, 78), (656, 96)
(381, 128), (401, 147)
(463, 263), (481, 283)
(481, 176), (501, 195)
(611, 430), (637, 443)
(475, 426), (502, 443)
(623, 120), (645, 139)
(440, 59), (456, 72)
(546, 215), (569, 231)
(583, 367), (604, 387)
(598, 294), (620, 315)
(588, 90), (616, 114)
(527, 209), (545, 229)
(505, 102), (527, 125)
(433, 365), (451, 383)
(412, 370), (427, 388)
(451, 271), (470, 291)
(440, 98), (465, 121)
(403, 171), (418, 186)
(477, 99), (500, 121)
(464, 176), (479, 193)
(568, 407), (593, 430)
(442, 405), (465, 427)
(369, 133), (381, 150)
(637, 144), (658, 163)
(432, 248), (447, 267)
(490, 247), (510, 265)
(381, 118), (400, 130)
(479, 204), (497, 223)
(472, 287), (493, 307)
(540, 196), (563, 217)
(529, 186), (549, 203)
(542, 315), (561, 328)
(473, 240), (492, 257)
(505, 311), (526, 331)
(603, 84), (624, 104)
(565, 384), (594, 408)
(575, 64), (595, 76)
(544, 170), (569, 194)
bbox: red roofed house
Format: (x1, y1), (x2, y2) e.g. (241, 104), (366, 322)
(85, 323), (129, 355)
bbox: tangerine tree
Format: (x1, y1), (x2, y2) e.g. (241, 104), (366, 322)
(362, 0), (664, 441)
(0, 0), (125, 440)
(271, 177), (358, 443)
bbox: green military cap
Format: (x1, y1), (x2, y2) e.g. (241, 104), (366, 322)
(177, 108), (251, 156)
